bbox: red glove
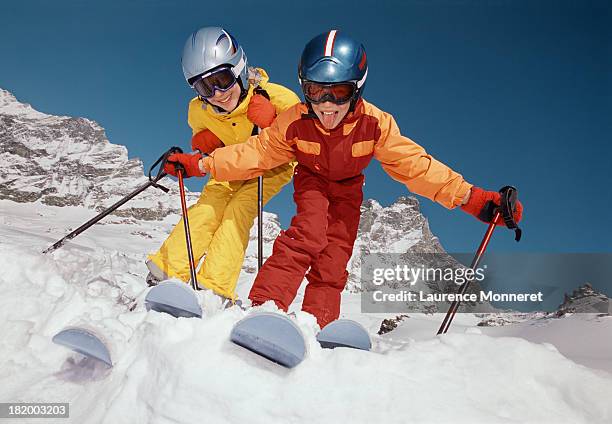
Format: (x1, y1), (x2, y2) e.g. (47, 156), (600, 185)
(461, 187), (523, 226)
(247, 94), (276, 128)
(163, 153), (204, 178)
(191, 129), (223, 154)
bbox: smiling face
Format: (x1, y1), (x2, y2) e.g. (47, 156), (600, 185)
(206, 83), (241, 112)
(311, 101), (351, 130)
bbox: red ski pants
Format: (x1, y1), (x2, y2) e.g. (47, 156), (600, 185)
(249, 166), (363, 328)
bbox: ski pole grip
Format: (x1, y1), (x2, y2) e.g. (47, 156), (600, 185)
(147, 146), (184, 192)
(498, 185), (522, 242)
(163, 147), (185, 175)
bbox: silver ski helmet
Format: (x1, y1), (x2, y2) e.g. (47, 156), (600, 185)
(181, 27), (249, 92)
(298, 30), (368, 107)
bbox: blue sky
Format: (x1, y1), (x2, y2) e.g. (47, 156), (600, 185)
(1, 0), (610, 259)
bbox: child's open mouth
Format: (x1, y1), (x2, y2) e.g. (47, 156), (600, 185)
(320, 110), (338, 127)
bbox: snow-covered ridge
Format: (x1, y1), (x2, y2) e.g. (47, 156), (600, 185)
(557, 283), (611, 314)
(0, 88), (54, 119)
(0, 87), (191, 219)
(347, 196), (447, 291)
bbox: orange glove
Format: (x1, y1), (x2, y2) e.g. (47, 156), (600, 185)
(461, 187), (523, 226)
(247, 94), (276, 128)
(191, 129), (223, 154)
(164, 153), (204, 178)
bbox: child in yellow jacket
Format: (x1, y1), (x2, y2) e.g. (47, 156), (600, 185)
(147, 27), (299, 302)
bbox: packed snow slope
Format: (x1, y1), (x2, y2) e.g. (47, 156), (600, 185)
(1, 200), (611, 424)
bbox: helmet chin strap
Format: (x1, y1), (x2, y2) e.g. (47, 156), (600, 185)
(348, 91), (361, 112)
(236, 78), (248, 105)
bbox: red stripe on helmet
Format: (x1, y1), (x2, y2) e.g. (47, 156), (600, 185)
(358, 51), (367, 70)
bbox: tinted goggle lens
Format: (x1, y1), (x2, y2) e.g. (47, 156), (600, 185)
(192, 68), (237, 98)
(302, 82), (356, 104)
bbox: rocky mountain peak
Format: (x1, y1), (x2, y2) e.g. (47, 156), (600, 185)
(557, 283), (610, 315)
(0, 88), (189, 219)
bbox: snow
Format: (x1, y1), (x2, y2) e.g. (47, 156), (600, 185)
(1, 199), (612, 424)
(480, 314), (612, 373)
(0, 89), (54, 120)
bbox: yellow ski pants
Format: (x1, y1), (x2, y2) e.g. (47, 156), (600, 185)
(147, 163), (294, 299)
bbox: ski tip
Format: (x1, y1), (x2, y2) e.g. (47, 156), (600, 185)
(317, 319), (372, 351)
(52, 327), (113, 367)
(230, 312), (306, 368)
(145, 280), (202, 319)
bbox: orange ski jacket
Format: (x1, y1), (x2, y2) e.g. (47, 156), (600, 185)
(207, 99), (473, 209)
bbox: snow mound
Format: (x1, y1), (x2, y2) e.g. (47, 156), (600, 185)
(0, 245), (611, 424)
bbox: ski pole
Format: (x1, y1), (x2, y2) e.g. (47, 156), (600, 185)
(253, 126), (264, 270)
(248, 124), (264, 270)
(175, 166), (199, 291)
(43, 148), (177, 254)
(437, 214), (500, 335)
(258, 174), (263, 270)
(436, 186), (522, 335)
(249, 88), (270, 270)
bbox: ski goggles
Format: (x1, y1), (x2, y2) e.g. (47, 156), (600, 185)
(191, 67), (237, 99)
(302, 81), (357, 105)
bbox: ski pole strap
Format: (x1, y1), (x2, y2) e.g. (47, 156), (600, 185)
(498, 185), (522, 242)
(147, 146), (184, 193)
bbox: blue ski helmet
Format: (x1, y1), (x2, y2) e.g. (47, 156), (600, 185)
(181, 27), (249, 92)
(298, 30), (368, 105)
